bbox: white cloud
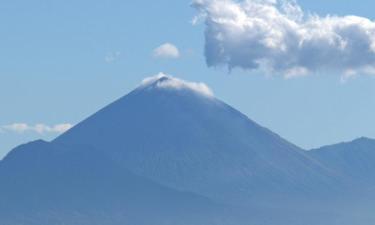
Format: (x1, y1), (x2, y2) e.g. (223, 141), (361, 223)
(52, 124), (74, 133)
(105, 51), (121, 63)
(1, 123), (73, 134)
(141, 72), (214, 97)
(141, 73), (168, 86)
(153, 43), (180, 59)
(2, 123), (29, 133)
(192, 0), (375, 78)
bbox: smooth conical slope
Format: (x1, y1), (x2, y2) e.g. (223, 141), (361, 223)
(54, 74), (338, 203)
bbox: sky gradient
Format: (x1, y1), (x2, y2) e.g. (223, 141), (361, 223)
(1, 0), (375, 158)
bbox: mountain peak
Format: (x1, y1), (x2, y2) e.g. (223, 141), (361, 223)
(138, 73), (214, 97)
(353, 136), (374, 143)
(53, 74), (337, 204)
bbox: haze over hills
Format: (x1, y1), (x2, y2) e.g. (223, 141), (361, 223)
(0, 140), (237, 225)
(1, 74), (375, 225)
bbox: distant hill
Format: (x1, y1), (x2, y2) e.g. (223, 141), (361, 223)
(309, 137), (375, 186)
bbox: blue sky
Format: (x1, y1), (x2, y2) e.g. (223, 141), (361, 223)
(1, 0), (375, 158)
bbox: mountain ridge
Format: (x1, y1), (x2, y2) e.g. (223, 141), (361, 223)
(308, 137), (375, 186)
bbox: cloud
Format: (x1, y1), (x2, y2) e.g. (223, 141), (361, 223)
(105, 51), (121, 63)
(2, 123), (29, 133)
(1, 123), (73, 134)
(192, 0), (375, 78)
(153, 43), (180, 59)
(141, 72), (214, 97)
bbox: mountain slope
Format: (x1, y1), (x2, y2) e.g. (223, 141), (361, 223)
(54, 75), (339, 204)
(1, 140), (342, 225)
(0, 140), (236, 225)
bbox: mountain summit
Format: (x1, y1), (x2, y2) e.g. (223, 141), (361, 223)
(137, 73), (214, 97)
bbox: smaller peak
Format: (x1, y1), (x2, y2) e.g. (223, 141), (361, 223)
(138, 73), (214, 97)
(2, 139), (50, 162)
(353, 136), (375, 143)
(17, 139), (49, 147)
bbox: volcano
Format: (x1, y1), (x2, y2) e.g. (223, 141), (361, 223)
(1, 74), (373, 225)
